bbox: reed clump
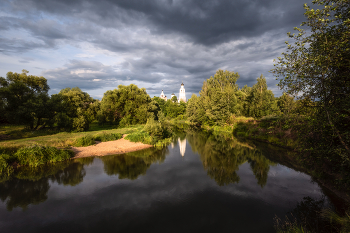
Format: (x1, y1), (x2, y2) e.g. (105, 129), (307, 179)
(15, 145), (74, 167)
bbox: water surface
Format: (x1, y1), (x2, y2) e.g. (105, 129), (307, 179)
(0, 131), (333, 232)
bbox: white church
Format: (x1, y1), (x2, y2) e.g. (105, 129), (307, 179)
(160, 82), (187, 103)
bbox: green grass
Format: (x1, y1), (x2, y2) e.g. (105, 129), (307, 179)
(0, 154), (13, 176)
(73, 132), (123, 147)
(94, 132), (123, 142)
(0, 122), (123, 141)
(0, 124), (143, 177)
(0, 145), (74, 179)
(15, 146), (74, 167)
(0, 124), (61, 141)
(125, 131), (153, 145)
(232, 115), (301, 149)
(74, 135), (96, 147)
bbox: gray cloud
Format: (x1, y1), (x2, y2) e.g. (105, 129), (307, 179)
(0, 0), (315, 97)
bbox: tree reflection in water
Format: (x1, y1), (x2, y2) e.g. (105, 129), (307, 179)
(99, 147), (168, 179)
(0, 157), (93, 211)
(0, 178), (50, 211)
(186, 130), (276, 187)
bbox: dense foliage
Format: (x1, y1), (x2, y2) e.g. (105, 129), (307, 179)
(152, 97), (186, 119)
(0, 70), (52, 130)
(98, 84), (158, 127)
(56, 87), (99, 131)
(272, 0), (350, 174)
(125, 117), (173, 146)
(74, 132), (123, 147)
(15, 146), (74, 167)
(187, 70), (283, 125)
(0, 71), (100, 132)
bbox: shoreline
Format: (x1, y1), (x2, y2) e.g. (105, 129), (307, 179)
(71, 136), (153, 158)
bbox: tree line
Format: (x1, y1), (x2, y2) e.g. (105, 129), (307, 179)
(0, 70), (189, 131)
(0, 68), (293, 132)
(186, 70), (295, 125)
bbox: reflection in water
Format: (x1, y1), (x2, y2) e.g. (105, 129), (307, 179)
(100, 147), (168, 179)
(0, 129), (344, 233)
(187, 130), (276, 187)
(178, 138), (186, 157)
(0, 158), (93, 211)
(0, 178), (49, 211)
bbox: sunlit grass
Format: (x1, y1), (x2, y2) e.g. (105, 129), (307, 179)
(0, 125), (143, 151)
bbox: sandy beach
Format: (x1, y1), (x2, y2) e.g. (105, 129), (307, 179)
(71, 135), (153, 158)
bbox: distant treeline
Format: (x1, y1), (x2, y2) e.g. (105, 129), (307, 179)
(0, 69), (293, 131)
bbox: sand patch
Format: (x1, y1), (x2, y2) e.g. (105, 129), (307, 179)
(72, 136), (152, 158)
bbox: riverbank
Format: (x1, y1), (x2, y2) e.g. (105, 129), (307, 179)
(171, 119), (350, 203)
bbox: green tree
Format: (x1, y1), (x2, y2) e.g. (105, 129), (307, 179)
(186, 94), (205, 124)
(162, 99), (186, 119)
(277, 93), (295, 115)
(0, 70), (53, 129)
(271, 0), (350, 158)
(56, 87), (95, 131)
(100, 84), (156, 127)
(189, 70), (240, 125)
(171, 95), (178, 102)
(244, 75), (278, 118)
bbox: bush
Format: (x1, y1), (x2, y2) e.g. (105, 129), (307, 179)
(94, 132), (122, 142)
(0, 154), (13, 176)
(73, 115), (89, 132)
(144, 118), (173, 140)
(74, 135), (95, 147)
(125, 131), (153, 145)
(125, 118), (174, 147)
(15, 146), (73, 167)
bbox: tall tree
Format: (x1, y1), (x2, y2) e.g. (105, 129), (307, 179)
(56, 87), (95, 131)
(0, 70), (51, 129)
(192, 70), (240, 125)
(277, 93), (295, 115)
(244, 75), (278, 118)
(100, 84), (156, 126)
(271, 0), (350, 157)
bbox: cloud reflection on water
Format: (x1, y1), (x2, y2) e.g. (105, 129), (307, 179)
(0, 131), (327, 233)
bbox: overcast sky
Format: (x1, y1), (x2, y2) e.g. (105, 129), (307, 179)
(0, 0), (313, 99)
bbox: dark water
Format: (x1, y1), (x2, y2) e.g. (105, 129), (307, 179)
(0, 131), (338, 232)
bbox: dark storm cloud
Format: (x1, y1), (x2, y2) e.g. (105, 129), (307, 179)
(0, 0), (315, 96)
(5, 0), (310, 47)
(111, 0), (308, 45)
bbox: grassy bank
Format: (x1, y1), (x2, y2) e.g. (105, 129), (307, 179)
(0, 125), (143, 179)
(0, 122), (120, 141)
(232, 115), (301, 149)
(0, 125), (142, 153)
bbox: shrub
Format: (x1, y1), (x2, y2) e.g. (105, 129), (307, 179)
(125, 131), (153, 145)
(73, 115), (89, 132)
(144, 118), (173, 140)
(74, 135), (95, 147)
(0, 154), (13, 176)
(94, 132), (123, 142)
(15, 146), (74, 167)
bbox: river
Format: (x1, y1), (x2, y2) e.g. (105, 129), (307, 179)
(0, 130), (343, 232)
